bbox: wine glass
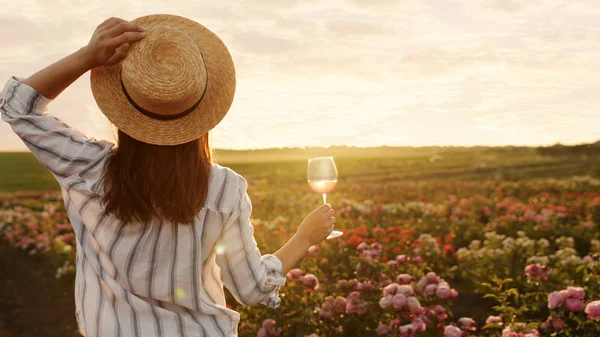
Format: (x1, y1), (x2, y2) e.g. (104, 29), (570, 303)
(307, 156), (343, 239)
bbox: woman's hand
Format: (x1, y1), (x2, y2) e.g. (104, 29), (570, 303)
(82, 17), (146, 69)
(295, 204), (336, 246)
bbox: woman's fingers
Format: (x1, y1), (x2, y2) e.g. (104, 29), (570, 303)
(98, 17), (121, 30)
(105, 43), (130, 66)
(107, 31), (145, 49)
(105, 21), (144, 39)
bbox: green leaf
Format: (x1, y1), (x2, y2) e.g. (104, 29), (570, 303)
(483, 294), (498, 300)
(482, 323), (502, 330)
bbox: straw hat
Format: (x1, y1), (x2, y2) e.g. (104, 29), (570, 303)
(90, 14), (236, 146)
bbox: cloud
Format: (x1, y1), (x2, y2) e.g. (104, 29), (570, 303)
(0, 0), (598, 151)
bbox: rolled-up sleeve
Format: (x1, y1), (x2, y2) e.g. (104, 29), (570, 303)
(215, 177), (286, 308)
(0, 76), (113, 182)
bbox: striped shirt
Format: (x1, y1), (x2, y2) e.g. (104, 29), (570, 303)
(0, 76), (286, 337)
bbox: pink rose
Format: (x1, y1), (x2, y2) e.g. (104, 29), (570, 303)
(375, 323), (392, 336)
(333, 296), (347, 313)
(551, 317), (565, 330)
(585, 300), (600, 320)
(416, 276), (428, 291)
(262, 319), (276, 329)
(383, 283), (400, 296)
(426, 272), (438, 284)
(444, 325), (462, 337)
(548, 291), (565, 309)
(386, 260), (399, 268)
(287, 268), (303, 279)
(319, 308), (333, 319)
(424, 283), (438, 296)
(565, 298), (584, 312)
(397, 284), (414, 297)
(379, 278), (392, 288)
(307, 245), (320, 255)
(412, 317), (426, 331)
(540, 322), (550, 330)
(257, 328), (267, 337)
(356, 302), (367, 316)
(415, 256), (423, 264)
(406, 296), (422, 313)
(396, 255), (407, 263)
(565, 286), (585, 300)
(357, 242), (369, 251)
(399, 324), (416, 337)
(392, 293), (407, 310)
(450, 289), (459, 299)
(396, 274), (413, 284)
(434, 304), (448, 319)
(379, 295), (392, 309)
(485, 316), (503, 324)
(436, 285), (451, 299)
(302, 274), (319, 290)
(524, 264), (545, 279)
(458, 317), (476, 331)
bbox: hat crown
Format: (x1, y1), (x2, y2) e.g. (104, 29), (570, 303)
(121, 26), (207, 116)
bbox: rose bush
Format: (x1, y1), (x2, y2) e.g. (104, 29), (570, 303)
(1, 175), (600, 336)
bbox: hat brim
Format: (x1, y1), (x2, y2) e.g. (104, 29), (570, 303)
(90, 14), (236, 146)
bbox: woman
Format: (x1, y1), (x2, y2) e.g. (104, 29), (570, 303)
(0, 14), (335, 337)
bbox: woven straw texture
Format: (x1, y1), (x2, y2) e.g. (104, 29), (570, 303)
(90, 14), (236, 146)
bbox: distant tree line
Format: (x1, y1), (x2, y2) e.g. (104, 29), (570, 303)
(537, 141), (600, 157)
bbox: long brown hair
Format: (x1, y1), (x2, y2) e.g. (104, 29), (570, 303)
(101, 129), (213, 224)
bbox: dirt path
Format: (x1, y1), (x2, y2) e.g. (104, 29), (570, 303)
(0, 242), (80, 337)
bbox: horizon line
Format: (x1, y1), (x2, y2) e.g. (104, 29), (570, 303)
(0, 139), (598, 153)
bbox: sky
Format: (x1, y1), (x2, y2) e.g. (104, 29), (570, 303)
(0, 0), (599, 150)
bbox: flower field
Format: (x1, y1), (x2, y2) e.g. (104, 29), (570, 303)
(1, 149), (600, 336)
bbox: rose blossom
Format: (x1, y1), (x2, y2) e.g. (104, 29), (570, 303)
(524, 264), (545, 279)
(307, 245), (320, 255)
(396, 274), (413, 284)
(398, 284), (414, 297)
(406, 296), (422, 314)
(585, 300), (600, 320)
(485, 316), (503, 324)
(392, 293), (407, 310)
(383, 283), (400, 296)
(458, 317), (476, 331)
(424, 283), (437, 296)
(436, 284), (451, 299)
(551, 317), (565, 330)
(434, 305), (448, 320)
(287, 268), (303, 279)
(375, 323), (392, 336)
(379, 296), (392, 309)
(412, 317), (426, 331)
(444, 325), (462, 337)
(565, 298), (584, 312)
(547, 291), (565, 309)
(302, 274), (319, 290)
(426, 272), (439, 283)
(387, 260), (399, 268)
(399, 324), (415, 337)
(333, 296), (346, 313)
(564, 286), (585, 300)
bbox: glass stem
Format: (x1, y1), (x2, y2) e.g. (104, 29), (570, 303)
(322, 193), (327, 204)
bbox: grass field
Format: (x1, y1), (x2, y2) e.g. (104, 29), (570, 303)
(1, 146), (599, 193)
